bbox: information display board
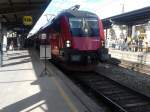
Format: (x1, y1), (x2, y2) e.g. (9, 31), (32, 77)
(40, 45), (51, 59)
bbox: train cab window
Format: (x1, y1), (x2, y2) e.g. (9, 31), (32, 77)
(69, 18), (82, 28)
(69, 18), (82, 36)
(69, 17), (99, 37)
(86, 18), (99, 37)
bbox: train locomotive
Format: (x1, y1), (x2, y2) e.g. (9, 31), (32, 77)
(32, 5), (110, 70)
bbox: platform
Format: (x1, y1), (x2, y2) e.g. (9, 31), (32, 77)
(109, 49), (150, 65)
(0, 49), (103, 112)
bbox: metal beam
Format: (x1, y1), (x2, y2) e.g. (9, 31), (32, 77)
(14, 14), (17, 22)
(2, 13), (40, 30)
(0, 2), (46, 7)
(8, 0), (13, 6)
(28, 0), (31, 4)
(2, 15), (9, 23)
(0, 2), (46, 15)
(0, 0), (52, 36)
(0, 8), (42, 15)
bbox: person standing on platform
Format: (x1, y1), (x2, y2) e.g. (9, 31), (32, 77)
(139, 39), (143, 52)
(9, 41), (14, 51)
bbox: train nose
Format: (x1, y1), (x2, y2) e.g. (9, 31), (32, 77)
(72, 37), (100, 51)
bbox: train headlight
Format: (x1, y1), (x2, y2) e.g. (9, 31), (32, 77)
(66, 40), (70, 44)
(65, 40), (71, 47)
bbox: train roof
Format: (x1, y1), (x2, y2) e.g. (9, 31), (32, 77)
(38, 10), (98, 33)
(59, 10), (98, 18)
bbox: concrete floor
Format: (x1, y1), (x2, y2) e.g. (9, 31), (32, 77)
(0, 50), (86, 112)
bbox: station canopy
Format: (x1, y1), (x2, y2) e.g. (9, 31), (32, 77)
(102, 6), (150, 29)
(0, 0), (51, 35)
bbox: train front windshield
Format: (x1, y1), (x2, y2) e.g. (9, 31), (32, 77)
(69, 18), (99, 37)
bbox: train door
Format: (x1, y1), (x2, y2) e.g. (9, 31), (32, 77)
(50, 19), (61, 56)
(60, 16), (72, 47)
(50, 30), (58, 56)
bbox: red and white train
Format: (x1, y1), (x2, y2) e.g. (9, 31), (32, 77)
(30, 6), (110, 70)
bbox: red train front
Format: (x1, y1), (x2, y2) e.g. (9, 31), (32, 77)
(34, 7), (110, 70)
(49, 10), (108, 64)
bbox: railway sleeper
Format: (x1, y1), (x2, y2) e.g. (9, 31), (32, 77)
(94, 85), (119, 90)
(103, 89), (128, 95)
(94, 81), (116, 86)
(97, 87), (126, 93)
(77, 75), (98, 79)
(123, 102), (150, 108)
(85, 79), (107, 83)
(126, 104), (150, 112)
(119, 99), (149, 107)
(76, 77), (101, 83)
(111, 95), (139, 101)
(105, 92), (138, 99)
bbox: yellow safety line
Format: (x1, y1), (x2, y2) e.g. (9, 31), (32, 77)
(52, 78), (79, 112)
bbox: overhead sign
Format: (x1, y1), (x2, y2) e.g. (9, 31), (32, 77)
(23, 16), (33, 26)
(41, 34), (47, 39)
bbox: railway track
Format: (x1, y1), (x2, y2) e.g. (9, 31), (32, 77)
(107, 57), (150, 74)
(66, 71), (150, 112)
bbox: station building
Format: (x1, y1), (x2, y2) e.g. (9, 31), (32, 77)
(102, 6), (150, 52)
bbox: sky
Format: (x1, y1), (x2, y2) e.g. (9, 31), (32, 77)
(28, 0), (150, 36)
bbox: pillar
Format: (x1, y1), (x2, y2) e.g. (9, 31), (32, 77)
(0, 22), (2, 67)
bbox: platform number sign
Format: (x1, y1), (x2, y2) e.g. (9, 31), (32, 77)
(23, 16), (33, 26)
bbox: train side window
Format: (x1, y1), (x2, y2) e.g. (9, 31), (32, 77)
(53, 20), (61, 33)
(49, 34), (52, 39)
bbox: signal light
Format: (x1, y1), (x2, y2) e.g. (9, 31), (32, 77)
(101, 41), (105, 47)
